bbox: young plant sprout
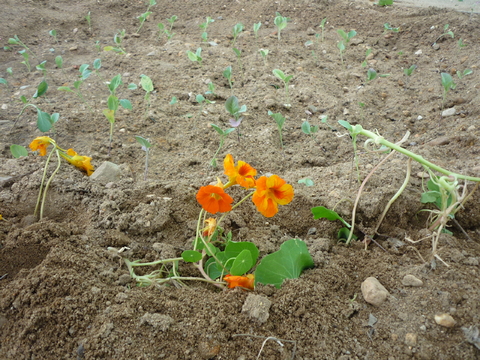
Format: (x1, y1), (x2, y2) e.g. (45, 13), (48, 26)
(268, 111), (286, 150)
(135, 136), (152, 181)
(440, 72), (456, 109)
(209, 125), (235, 167)
(403, 64), (417, 88)
(337, 29), (357, 44)
(195, 94), (215, 120)
(104, 29), (126, 54)
(36, 61), (47, 79)
(272, 69), (293, 107)
(223, 65), (233, 91)
(140, 74), (154, 120)
(274, 12), (289, 41)
(259, 49), (269, 66)
(433, 24), (454, 46)
(19, 50), (31, 72)
(225, 95), (246, 140)
(456, 69), (473, 80)
(49, 30), (59, 44)
(383, 23), (400, 34)
(136, 0), (156, 34)
(366, 68), (390, 82)
(6, 67), (13, 76)
(301, 120), (319, 141)
(55, 55), (63, 70)
(253, 22), (261, 48)
(170, 96), (177, 105)
(231, 23), (244, 47)
(319, 18), (327, 42)
(361, 49), (372, 67)
(457, 38), (467, 48)
(8, 35), (37, 58)
(0, 78), (8, 89)
(58, 63), (95, 114)
(158, 15), (177, 41)
(187, 47), (203, 67)
(205, 81), (216, 98)
(85, 11), (92, 32)
(232, 48), (244, 83)
(199, 16), (214, 42)
(337, 41), (346, 68)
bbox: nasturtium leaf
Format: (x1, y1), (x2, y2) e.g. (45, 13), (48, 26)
(230, 249), (253, 276)
(311, 206), (351, 228)
(420, 191), (439, 204)
(338, 227), (357, 241)
(119, 98), (132, 110)
(10, 144), (28, 158)
(254, 239), (314, 289)
(181, 250), (202, 263)
(33, 80), (48, 99)
(225, 241), (259, 265)
(204, 257), (223, 280)
(37, 109), (52, 132)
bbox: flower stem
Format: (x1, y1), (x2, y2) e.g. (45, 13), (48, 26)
(39, 149), (62, 220)
(34, 146), (57, 218)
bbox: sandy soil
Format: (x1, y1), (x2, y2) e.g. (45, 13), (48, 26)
(1, 0), (480, 359)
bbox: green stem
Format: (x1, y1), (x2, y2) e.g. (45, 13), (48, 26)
(39, 149), (62, 220)
(34, 146), (56, 217)
(144, 149), (149, 181)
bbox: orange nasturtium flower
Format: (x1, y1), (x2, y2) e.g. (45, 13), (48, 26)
(252, 175), (294, 217)
(223, 154), (257, 189)
(60, 149), (95, 176)
(29, 136), (55, 156)
(224, 274), (255, 290)
(196, 181), (234, 214)
(202, 218), (217, 237)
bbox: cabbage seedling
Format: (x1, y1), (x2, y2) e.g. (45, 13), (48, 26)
(383, 23), (399, 34)
(85, 11), (92, 32)
(140, 74), (154, 120)
(0, 78), (8, 89)
(231, 23), (243, 46)
(274, 12), (289, 41)
(361, 49), (372, 67)
(440, 72), (456, 109)
(456, 69), (472, 80)
(433, 24), (454, 46)
(366, 68), (390, 82)
(301, 120), (319, 140)
(199, 17), (214, 42)
(319, 18), (327, 42)
(457, 38), (467, 48)
(223, 65), (233, 91)
(268, 111), (286, 150)
(209, 124), (235, 167)
(104, 29), (126, 54)
(205, 82), (216, 98)
(187, 47), (203, 68)
(232, 48), (244, 83)
(337, 41), (346, 68)
(8, 35), (36, 58)
(136, 0), (156, 34)
(272, 69), (293, 107)
(36, 61), (47, 79)
(403, 64), (416, 88)
(49, 30), (58, 44)
(337, 29), (356, 44)
(253, 22), (261, 49)
(58, 64), (94, 113)
(135, 136), (152, 181)
(19, 50), (31, 72)
(225, 95), (246, 140)
(195, 94), (215, 120)
(158, 15), (177, 41)
(259, 49), (269, 66)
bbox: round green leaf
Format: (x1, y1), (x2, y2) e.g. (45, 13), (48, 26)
(10, 144), (28, 158)
(181, 250), (202, 263)
(230, 249), (253, 276)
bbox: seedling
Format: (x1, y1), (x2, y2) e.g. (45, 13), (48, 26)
(85, 11), (92, 32)
(259, 49), (269, 66)
(8, 35), (36, 58)
(268, 111), (286, 150)
(49, 30), (59, 44)
(272, 69), (293, 107)
(232, 48), (244, 82)
(319, 18), (327, 42)
(231, 23), (244, 46)
(403, 64), (416, 88)
(187, 47), (203, 67)
(311, 206), (355, 242)
(253, 22), (261, 49)
(225, 95), (246, 140)
(301, 120), (319, 140)
(383, 23), (400, 34)
(337, 41), (346, 68)
(104, 29), (126, 54)
(158, 15), (177, 41)
(274, 12), (289, 41)
(456, 69), (472, 79)
(457, 38), (467, 48)
(366, 68), (390, 82)
(298, 178), (314, 187)
(58, 64), (94, 113)
(19, 50), (31, 72)
(36, 61), (47, 79)
(361, 49), (372, 67)
(0, 78), (8, 89)
(195, 94), (215, 120)
(6, 67), (13, 76)
(223, 65), (233, 91)
(135, 136), (152, 181)
(94, 40), (101, 52)
(199, 17), (214, 42)
(337, 29), (357, 44)
(55, 55), (63, 70)
(376, 0), (393, 5)
(136, 0), (156, 34)
(209, 125), (235, 167)
(441, 72), (456, 109)
(140, 74), (154, 120)
(433, 24), (454, 46)
(205, 81), (216, 98)
(170, 96), (177, 105)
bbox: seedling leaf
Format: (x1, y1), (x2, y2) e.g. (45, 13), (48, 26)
(135, 136), (152, 149)
(10, 144), (28, 158)
(311, 206), (351, 228)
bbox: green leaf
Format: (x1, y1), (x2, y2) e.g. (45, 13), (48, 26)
(33, 80), (48, 98)
(109, 74), (122, 93)
(93, 58), (101, 70)
(55, 55), (63, 69)
(37, 109), (52, 132)
(10, 144), (28, 158)
(140, 74), (154, 92)
(20, 95), (28, 104)
(298, 178), (314, 186)
(272, 69), (285, 81)
(311, 206), (351, 228)
(205, 257), (223, 279)
(50, 113), (60, 124)
(255, 239), (314, 289)
(421, 191), (439, 204)
(338, 120), (352, 130)
(224, 128), (236, 135)
(128, 83), (137, 90)
(196, 94), (205, 103)
(119, 98), (132, 110)
(107, 95), (119, 111)
(135, 136), (152, 149)
(57, 86), (73, 92)
(0, 78), (7, 86)
(181, 250), (202, 263)
(338, 227), (357, 241)
(225, 95), (240, 115)
(170, 96), (177, 105)
(103, 109), (115, 124)
(187, 51), (198, 62)
(230, 249), (253, 276)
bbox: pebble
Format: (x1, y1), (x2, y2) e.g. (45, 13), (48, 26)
(435, 313), (456, 328)
(118, 274), (132, 286)
(140, 313), (174, 331)
(414, 49), (422, 55)
(90, 161), (121, 183)
(432, 43), (440, 50)
(441, 107), (456, 117)
(405, 333), (418, 346)
(242, 294), (272, 323)
(361, 277), (389, 306)
(402, 274), (423, 287)
(69, 45), (78, 51)
(416, 172), (429, 179)
(1, 104), (7, 110)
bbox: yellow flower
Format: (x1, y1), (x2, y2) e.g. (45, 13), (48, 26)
(29, 136), (55, 156)
(60, 148), (95, 176)
(252, 175), (294, 217)
(223, 154), (257, 189)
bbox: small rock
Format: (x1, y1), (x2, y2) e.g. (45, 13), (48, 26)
(118, 274), (132, 286)
(417, 172), (430, 179)
(140, 313), (174, 331)
(242, 294), (272, 323)
(405, 333), (418, 347)
(307, 227), (317, 235)
(306, 27), (315, 35)
(463, 257), (479, 266)
(197, 341), (221, 359)
(441, 107), (456, 117)
(432, 43), (440, 50)
(69, 45), (78, 51)
(402, 274), (423, 287)
(146, 51), (156, 56)
(361, 277), (389, 306)
(434, 313), (456, 328)
(1, 104), (7, 110)
(414, 49), (422, 55)
(90, 161), (121, 184)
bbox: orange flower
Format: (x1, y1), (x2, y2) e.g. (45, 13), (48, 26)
(252, 175), (294, 217)
(60, 148), (95, 176)
(224, 274), (255, 290)
(29, 136), (54, 156)
(202, 218), (217, 237)
(196, 183), (234, 214)
(223, 154), (257, 189)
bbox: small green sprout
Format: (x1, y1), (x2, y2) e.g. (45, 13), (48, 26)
(298, 178), (314, 187)
(361, 48), (372, 67)
(301, 120), (319, 140)
(457, 38), (467, 48)
(49, 29), (59, 44)
(104, 29), (126, 54)
(205, 81), (216, 98)
(187, 47), (203, 67)
(55, 55), (63, 70)
(319, 18), (327, 42)
(158, 15), (177, 41)
(135, 136), (152, 181)
(337, 29), (357, 44)
(170, 96), (178, 105)
(456, 69), (472, 80)
(195, 94), (215, 120)
(231, 23), (244, 46)
(383, 23), (400, 34)
(366, 68), (390, 82)
(259, 48), (269, 66)
(337, 41), (346, 67)
(19, 50), (31, 72)
(232, 48), (244, 82)
(274, 12), (289, 41)
(199, 17), (214, 42)
(36, 60), (47, 78)
(58, 64), (94, 113)
(8, 35), (36, 58)
(376, 0), (393, 6)
(253, 22), (261, 49)
(272, 69), (293, 107)
(403, 64), (416, 88)
(210, 124), (235, 167)
(140, 74), (154, 120)
(311, 206), (355, 242)
(136, 0), (156, 34)
(223, 65), (233, 91)
(440, 72), (456, 109)
(0, 78), (8, 89)
(85, 11), (92, 32)
(268, 111), (286, 150)
(433, 24), (454, 46)
(225, 95), (246, 140)
(94, 40), (101, 52)
(6, 67), (13, 76)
